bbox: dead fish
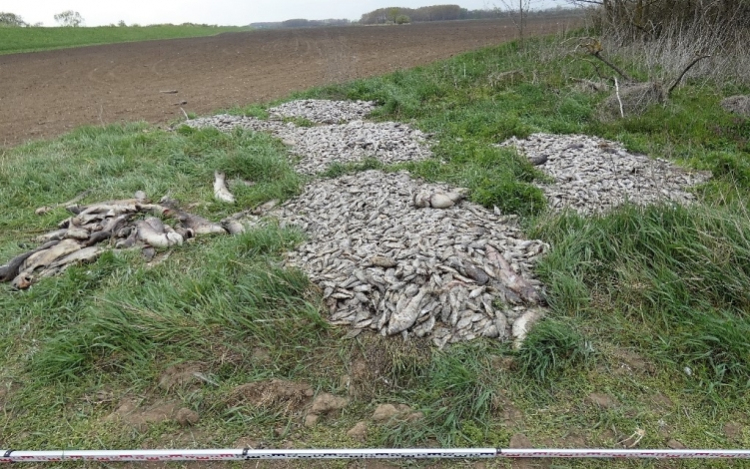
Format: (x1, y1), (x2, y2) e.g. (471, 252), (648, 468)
(142, 246), (156, 261)
(429, 193), (455, 209)
(0, 240), (61, 282)
(462, 263), (489, 285)
(136, 220), (183, 248)
(115, 229), (138, 249)
(84, 231), (113, 247)
(163, 225), (184, 246)
(102, 213), (131, 234)
(485, 244), (542, 304)
(512, 309), (543, 349)
(175, 227), (195, 240)
(47, 246), (103, 271)
(213, 171), (235, 203)
(18, 246), (102, 287)
(370, 255), (397, 268)
(412, 191), (431, 208)
(447, 188), (468, 203)
(176, 212), (226, 235)
(20, 239), (82, 274)
(34, 229), (68, 243)
(11, 272), (34, 290)
(137, 203), (173, 217)
(75, 200), (140, 217)
(65, 227), (90, 240)
(529, 154), (548, 166)
(144, 217), (166, 232)
(222, 219), (246, 235)
(135, 220), (172, 248)
(387, 286), (430, 335)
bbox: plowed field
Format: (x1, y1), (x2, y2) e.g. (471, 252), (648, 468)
(0, 18), (579, 147)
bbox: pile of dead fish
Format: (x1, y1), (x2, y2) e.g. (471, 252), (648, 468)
(500, 133), (712, 215)
(185, 100), (432, 175)
(270, 170), (548, 347)
(268, 99), (377, 124)
(0, 189), (247, 291)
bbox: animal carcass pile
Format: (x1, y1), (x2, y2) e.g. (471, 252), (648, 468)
(270, 170), (548, 347)
(185, 100), (432, 175)
(500, 133), (712, 215)
(0, 190), (246, 290)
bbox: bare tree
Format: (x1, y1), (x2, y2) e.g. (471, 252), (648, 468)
(54, 10), (84, 27)
(497, 0), (534, 48)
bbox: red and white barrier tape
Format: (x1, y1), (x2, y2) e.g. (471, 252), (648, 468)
(2, 448), (750, 462)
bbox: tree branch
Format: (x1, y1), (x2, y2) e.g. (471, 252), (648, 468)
(593, 51), (633, 82)
(667, 55), (711, 97)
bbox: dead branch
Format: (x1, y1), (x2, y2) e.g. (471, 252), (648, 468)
(593, 51), (633, 82)
(614, 77), (625, 118)
(667, 55), (712, 97)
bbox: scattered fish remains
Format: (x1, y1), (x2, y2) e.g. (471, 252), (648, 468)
(500, 133), (712, 215)
(270, 170), (548, 347)
(268, 99), (377, 124)
(185, 100), (432, 175)
(0, 192), (247, 291)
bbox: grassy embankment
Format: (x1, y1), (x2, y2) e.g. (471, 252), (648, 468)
(1, 31), (749, 468)
(0, 25), (249, 55)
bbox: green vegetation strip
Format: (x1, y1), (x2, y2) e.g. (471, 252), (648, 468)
(1, 33), (749, 467)
(0, 25), (249, 55)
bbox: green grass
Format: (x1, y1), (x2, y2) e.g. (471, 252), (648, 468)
(0, 25), (249, 55)
(1, 31), (750, 468)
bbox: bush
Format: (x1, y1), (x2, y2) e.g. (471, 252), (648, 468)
(395, 15), (411, 25)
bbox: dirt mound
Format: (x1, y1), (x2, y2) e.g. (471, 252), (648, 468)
(104, 398), (180, 431)
(227, 379), (313, 414)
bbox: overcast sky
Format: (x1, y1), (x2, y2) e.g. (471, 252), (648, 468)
(4, 0), (565, 26)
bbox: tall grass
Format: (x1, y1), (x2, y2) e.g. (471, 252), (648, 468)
(533, 203), (750, 395)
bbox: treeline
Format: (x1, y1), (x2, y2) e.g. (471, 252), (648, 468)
(359, 5), (577, 24)
(573, 0), (750, 41)
(249, 18), (352, 29)
(360, 5), (482, 24)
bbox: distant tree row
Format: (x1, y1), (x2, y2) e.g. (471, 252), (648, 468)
(281, 18), (351, 28)
(358, 4), (576, 25)
(359, 5), (491, 24)
(0, 10), (84, 27)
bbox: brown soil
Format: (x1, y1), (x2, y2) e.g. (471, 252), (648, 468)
(104, 397), (180, 432)
(227, 379), (313, 413)
(0, 18), (580, 148)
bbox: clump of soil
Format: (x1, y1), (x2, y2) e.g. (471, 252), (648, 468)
(158, 362), (206, 391)
(104, 398), (181, 432)
(227, 379), (313, 414)
(346, 333), (431, 399)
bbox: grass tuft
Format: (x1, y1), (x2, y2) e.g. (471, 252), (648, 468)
(516, 318), (592, 384)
